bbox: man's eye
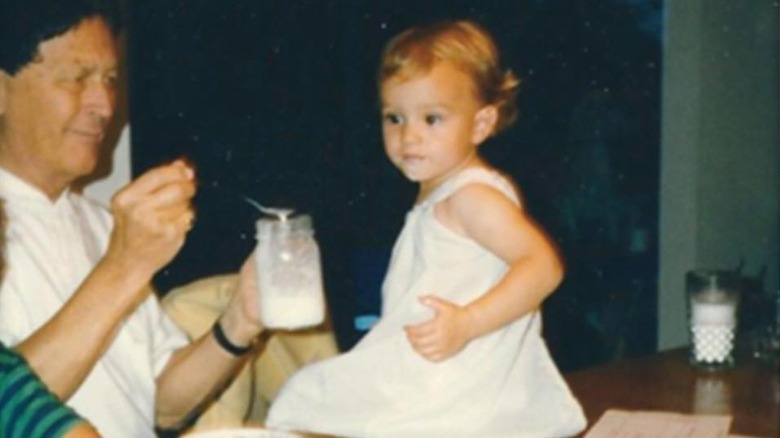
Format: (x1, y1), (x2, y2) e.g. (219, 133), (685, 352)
(73, 72), (89, 83)
(425, 114), (442, 125)
(104, 72), (118, 85)
(57, 76), (84, 90)
(384, 113), (402, 125)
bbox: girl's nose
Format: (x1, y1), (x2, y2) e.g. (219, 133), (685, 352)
(401, 123), (421, 146)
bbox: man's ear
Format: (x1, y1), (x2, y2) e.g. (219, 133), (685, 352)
(471, 105), (498, 145)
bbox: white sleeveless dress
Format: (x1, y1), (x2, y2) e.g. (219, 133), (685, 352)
(267, 168), (586, 438)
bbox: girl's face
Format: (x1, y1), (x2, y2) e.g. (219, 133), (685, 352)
(380, 61), (496, 195)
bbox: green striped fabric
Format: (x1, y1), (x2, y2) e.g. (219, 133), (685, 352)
(1, 344), (86, 438)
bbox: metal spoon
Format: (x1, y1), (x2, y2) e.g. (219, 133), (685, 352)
(241, 195), (294, 220)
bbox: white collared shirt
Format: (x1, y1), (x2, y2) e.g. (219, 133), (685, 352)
(0, 167), (189, 437)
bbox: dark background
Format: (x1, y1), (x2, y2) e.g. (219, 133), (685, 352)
(127, 0), (662, 371)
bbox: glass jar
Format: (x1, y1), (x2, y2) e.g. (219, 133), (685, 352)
(254, 214), (325, 330)
(686, 269), (742, 370)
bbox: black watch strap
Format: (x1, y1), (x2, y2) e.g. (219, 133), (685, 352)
(212, 320), (253, 356)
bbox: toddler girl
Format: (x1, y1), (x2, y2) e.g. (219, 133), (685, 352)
(267, 20), (586, 438)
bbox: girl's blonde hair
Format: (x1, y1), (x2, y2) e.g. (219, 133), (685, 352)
(378, 20), (520, 134)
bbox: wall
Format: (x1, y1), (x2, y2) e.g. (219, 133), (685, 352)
(83, 125), (131, 206)
(659, 0), (779, 348)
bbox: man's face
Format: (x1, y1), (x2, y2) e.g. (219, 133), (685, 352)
(0, 17), (118, 198)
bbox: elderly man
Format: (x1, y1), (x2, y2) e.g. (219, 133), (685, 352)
(0, 1), (264, 436)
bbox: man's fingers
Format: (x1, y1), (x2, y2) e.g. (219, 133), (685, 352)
(184, 210), (196, 231)
(142, 178), (196, 210)
(146, 206), (195, 235)
(176, 209), (196, 232)
(114, 160), (194, 205)
(128, 169), (195, 225)
(136, 160), (192, 192)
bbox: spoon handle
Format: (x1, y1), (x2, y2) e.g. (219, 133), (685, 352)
(241, 196), (294, 219)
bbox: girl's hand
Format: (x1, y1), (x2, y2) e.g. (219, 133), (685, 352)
(404, 295), (476, 362)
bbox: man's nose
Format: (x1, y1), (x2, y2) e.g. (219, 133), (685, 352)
(84, 79), (116, 119)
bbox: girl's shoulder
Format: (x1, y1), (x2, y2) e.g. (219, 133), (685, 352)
(430, 167), (521, 208)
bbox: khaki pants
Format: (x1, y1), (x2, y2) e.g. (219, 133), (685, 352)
(161, 274), (340, 430)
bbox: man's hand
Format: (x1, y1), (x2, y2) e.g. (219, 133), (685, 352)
(404, 295), (477, 362)
(104, 160), (195, 282)
(218, 254), (265, 348)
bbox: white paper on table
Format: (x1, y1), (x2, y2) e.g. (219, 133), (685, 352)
(726, 435), (768, 438)
(584, 409), (732, 438)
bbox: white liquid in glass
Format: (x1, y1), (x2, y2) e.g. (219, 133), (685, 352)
(691, 301), (736, 363)
(254, 213), (325, 330)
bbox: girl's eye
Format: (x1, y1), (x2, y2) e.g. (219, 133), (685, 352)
(384, 113), (403, 125)
(425, 114), (442, 125)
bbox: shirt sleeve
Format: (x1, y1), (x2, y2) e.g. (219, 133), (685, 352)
(0, 345), (88, 438)
(140, 294), (190, 377)
(0, 286), (29, 346)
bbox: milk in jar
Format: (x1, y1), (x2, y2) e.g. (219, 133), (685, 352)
(254, 214), (325, 330)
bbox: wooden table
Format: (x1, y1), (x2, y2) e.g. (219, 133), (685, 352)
(564, 348), (780, 437)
